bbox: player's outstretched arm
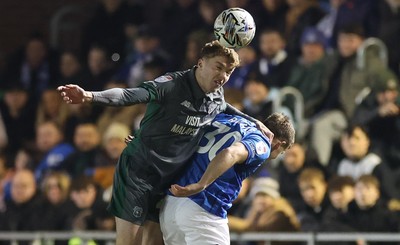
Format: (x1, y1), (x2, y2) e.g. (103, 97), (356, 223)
(169, 142), (249, 197)
(57, 84), (93, 104)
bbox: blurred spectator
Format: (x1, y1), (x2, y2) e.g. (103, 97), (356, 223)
(34, 121), (75, 183)
(287, 27), (333, 118)
(58, 51), (84, 85)
(89, 122), (130, 193)
(342, 175), (399, 244)
(320, 175), (355, 232)
(81, 0), (145, 63)
(158, 0), (203, 70)
(2, 33), (59, 104)
(316, 0), (346, 48)
(337, 124), (399, 201)
(377, 0), (400, 76)
(242, 78), (294, 126)
(254, 0), (288, 37)
(36, 88), (70, 129)
(310, 24), (392, 166)
(225, 46), (258, 90)
(68, 176), (114, 231)
(0, 83), (36, 155)
(332, 0), (379, 47)
(224, 88), (245, 112)
(249, 29), (296, 89)
(278, 142), (325, 212)
(181, 30), (213, 70)
(37, 171), (75, 231)
(80, 45), (115, 91)
(113, 25), (170, 88)
(198, 0), (227, 32)
(0, 115), (6, 151)
(284, 0), (326, 56)
(0, 153), (13, 207)
(296, 167), (330, 231)
(242, 79), (273, 122)
(13, 147), (35, 171)
(0, 169), (42, 232)
(64, 103), (97, 144)
(142, 54), (168, 81)
(60, 122), (103, 178)
(229, 178), (300, 245)
(352, 70), (400, 170)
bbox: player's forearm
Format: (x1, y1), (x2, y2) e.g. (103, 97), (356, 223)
(198, 143), (248, 188)
(91, 88), (150, 106)
(197, 148), (238, 188)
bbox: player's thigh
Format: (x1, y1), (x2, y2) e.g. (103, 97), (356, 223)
(142, 220), (164, 245)
(160, 196), (186, 245)
(108, 153), (158, 225)
(182, 215), (230, 245)
(170, 196), (230, 245)
(115, 217), (141, 245)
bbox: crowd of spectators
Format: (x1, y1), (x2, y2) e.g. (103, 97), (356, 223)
(0, 0), (400, 244)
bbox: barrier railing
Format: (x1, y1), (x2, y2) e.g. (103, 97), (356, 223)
(1, 232), (400, 244)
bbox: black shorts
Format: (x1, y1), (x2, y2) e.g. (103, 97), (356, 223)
(107, 153), (165, 225)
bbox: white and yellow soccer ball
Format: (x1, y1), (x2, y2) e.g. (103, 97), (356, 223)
(214, 8), (256, 49)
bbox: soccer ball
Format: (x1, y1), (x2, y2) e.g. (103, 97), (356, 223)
(214, 8), (256, 49)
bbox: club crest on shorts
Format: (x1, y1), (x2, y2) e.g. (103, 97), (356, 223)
(133, 206), (143, 218)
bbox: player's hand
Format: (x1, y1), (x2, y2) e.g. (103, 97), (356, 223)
(169, 183), (205, 197)
(57, 84), (91, 104)
(125, 135), (134, 145)
(255, 120), (274, 142)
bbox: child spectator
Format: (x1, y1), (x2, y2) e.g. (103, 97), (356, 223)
(321, 175), (355, 232)
(337, 124), (399, 201)
(297, 167), (330, 231)
(278, 142), (325, 212)
(342, 175), (399, 244)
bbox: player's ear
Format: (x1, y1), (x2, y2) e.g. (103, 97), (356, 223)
(198, 58), (204, 68)
(271, 140), (282, 151)
(271, 138), (286, 151)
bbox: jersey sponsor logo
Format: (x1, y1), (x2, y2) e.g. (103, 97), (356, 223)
(170, 124), (199, 135)
(180, 100), (192, 108)
(255, 141), (268, 155)
(154, 75), (173, 83)
(185, 115), (201, 127)
(133, 206), (143, 218)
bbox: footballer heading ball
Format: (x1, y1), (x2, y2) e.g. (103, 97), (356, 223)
(214, 8), (256, 49)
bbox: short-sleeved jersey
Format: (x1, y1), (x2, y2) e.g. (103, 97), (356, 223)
(172, 113), (271, 218)
(123, 68), (227, 190)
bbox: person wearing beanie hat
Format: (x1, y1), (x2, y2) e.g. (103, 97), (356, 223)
(229, 177), (300, 237)
(352, 70), (400, 170)
(102, 122), (131, 149)
(300, 27), (328, 50)
(287, 26), (332, 118)
(371, 69), (399, 93)
(249, 177), (281, 199)
(91, 123), (131, 191)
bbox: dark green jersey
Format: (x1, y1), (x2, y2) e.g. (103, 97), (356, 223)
(92, 68), (227, 190)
